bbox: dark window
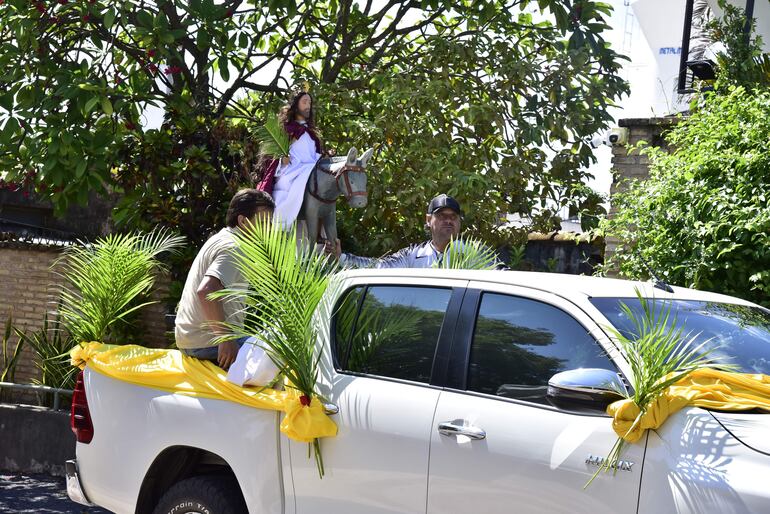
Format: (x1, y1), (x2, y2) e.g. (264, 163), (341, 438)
(334, 286), (452, 383)
(334, 286), (366, 368)
(468, 293), (614, 404)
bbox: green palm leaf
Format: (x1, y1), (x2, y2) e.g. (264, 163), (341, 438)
(56, 228), (185, 344)
(214, 218), (340, 477)
(435, 236), (499, 270)
(586, 288), (735, 487)
(256, 115), (291, 158)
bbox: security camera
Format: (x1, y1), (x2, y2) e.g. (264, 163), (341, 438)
(607, 127), (628, 146)
(586, 127), (629, 149)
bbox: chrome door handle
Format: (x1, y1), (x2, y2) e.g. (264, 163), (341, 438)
(324, 403), (339, 415)
(438, 421), (486, 440)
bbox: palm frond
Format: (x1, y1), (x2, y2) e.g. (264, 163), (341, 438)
(435, 236), (499, 270)
(14, 310), (77, 392)
(587, 288), (733, 487)
(55, 229), (185, 344)
(214, 218), (340, 476)
(257, 115), (291, 158)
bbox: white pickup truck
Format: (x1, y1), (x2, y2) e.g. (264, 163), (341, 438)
(67, 269), (770, 514)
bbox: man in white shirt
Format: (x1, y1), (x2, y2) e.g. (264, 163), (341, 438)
(331, 194), (463, 268)
(174, 189), (274, 369)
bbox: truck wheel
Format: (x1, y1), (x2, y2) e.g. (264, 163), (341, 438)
(152, 474), (248, 514)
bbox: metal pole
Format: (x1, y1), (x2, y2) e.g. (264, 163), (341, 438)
(678, 0), (696, 93)
(744, 0), (756, 47)
(0, 382), (73, 411)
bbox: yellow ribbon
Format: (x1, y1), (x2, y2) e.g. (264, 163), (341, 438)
(608, 368), (770, 443)
(70, 342), (337, 443)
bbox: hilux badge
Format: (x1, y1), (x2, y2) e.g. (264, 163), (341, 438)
(585, 454), (634, 472)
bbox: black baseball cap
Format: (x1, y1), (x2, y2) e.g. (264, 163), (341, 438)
(427, 194), (462, 215)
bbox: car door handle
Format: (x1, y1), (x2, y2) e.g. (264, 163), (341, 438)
(324, 403), (339, 415)
(437, 421), (486, 440)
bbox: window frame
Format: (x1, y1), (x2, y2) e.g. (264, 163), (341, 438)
(329, 281), (466, 388)
(445, 282), (622, 414)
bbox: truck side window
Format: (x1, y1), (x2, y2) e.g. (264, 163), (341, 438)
(467, 293), (614, 405)
(334, 286), (366, 369)
(335, 286), (452, 384)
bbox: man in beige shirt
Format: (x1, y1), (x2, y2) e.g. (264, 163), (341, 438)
(175, 189), (275, 369)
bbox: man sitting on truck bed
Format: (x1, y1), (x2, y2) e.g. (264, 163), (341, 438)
(174, 189), (275, 369)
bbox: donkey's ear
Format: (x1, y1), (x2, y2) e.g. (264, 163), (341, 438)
(360, 148), (374, 167)
(346, 147), (358, 164)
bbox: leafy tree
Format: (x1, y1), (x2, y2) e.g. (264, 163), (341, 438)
(599, 86), (770, 307)
(704, 0), (770, 89)
(0, 0), (628, 257)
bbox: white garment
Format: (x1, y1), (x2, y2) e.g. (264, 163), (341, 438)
(272, 131), (321, 228)
(226, 336), (281, 387)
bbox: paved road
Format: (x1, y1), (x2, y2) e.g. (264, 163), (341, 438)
(0, 473), (110, 514)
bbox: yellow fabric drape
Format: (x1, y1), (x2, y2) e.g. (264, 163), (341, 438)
(608, 368), (770, 443)
(70, 342), (337, 443)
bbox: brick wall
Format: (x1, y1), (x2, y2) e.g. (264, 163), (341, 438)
(0, 246), (62, 385)
(604, 117), (679, 274)
(0, 243), (172, 390)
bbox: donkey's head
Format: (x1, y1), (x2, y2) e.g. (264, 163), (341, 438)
(338, 147), (373, 208)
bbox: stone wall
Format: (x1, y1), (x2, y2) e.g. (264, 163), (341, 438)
(0, 404), (74, 476)
(604, 117), (679, 274)
(0, 242), (172, 391)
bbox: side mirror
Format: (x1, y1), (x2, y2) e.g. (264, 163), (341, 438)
(547, 368), (628, 412)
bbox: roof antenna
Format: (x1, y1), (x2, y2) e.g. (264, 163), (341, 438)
(633, 248), (674, 293)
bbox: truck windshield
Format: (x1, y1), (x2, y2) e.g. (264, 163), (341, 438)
(590, 298), (770, 375)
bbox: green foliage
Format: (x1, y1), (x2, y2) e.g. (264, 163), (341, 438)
(14, 312), (77, 391)
(0, 0), (627, 260)
(705, 0), (770, 88)
(216, 219), (339, 477)
(506, 244), (528, 270)
(436, 237), (499, 270)
(257, 116), (291, 158)
(600, 86), (770, 307)
(1, 311), (24, 399)
(57, 229), (185, 343)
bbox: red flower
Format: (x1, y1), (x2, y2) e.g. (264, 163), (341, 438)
(82, 14), (90, 22)
(58, 0), (68, 4)
(124, 121), (136, 130)
(115, 76), (122, 85)
(147, 63), (158, 73)
(35, 3), (46, 14)
(299, 395), (310, 407)
(226, 8), (234, 17)
(147, 49), (156, 58)
(164, 65), (182, 75)
(22, 190), (30, 198)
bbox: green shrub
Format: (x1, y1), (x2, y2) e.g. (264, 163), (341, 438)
(600, 86), (770, 306)
(15, 312), (77, 392)
(0, 312), (24, 402)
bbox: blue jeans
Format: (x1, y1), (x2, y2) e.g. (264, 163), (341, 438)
(180, 337), (249, 362)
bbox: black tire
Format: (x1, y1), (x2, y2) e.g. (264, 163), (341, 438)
(152, 474), (248, 514)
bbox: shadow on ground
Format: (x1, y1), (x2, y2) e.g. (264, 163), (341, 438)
(1, 473), (110, 514)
